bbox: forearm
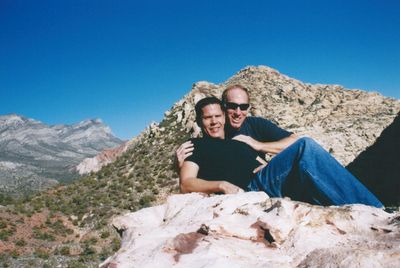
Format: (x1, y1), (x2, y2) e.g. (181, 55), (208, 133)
(179, 161), (243, 194)
(258, 134), (298, 155)
(180, 177), (225, 194)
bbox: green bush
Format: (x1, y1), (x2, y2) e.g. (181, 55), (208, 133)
(100, 230), (110, 239)
(67, 260), (87, 268)
(34, 248), (49, 259)
(0, 221), (7, 229)
(60, 246), (70, 256)
(15, 239), (26, 247)
(111, 237), (121, 252)
(33, 228), (55, 241)
(82, 245), (96, 256)
(0, 229), (14, 241)
(10, 250), (19, 258)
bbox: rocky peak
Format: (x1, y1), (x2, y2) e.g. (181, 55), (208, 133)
(0, 114), (43, 131)
(77, 65), (400, 182)
(0, 114), (124, 196)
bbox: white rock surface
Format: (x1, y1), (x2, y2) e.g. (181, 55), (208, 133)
(101, 192), (400, 268)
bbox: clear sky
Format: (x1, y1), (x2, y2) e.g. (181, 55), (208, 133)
(1, 0), (399, 140)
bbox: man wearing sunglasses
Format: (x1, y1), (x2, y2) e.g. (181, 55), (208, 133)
(222, 84), (298, 155)
(179, 96), (382, 207)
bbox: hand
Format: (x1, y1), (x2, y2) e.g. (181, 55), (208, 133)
(219, 181), (244, 194)
(233, 135), (262, 151)
(253, 156), (268, 173)
(175, 141), (194, 169)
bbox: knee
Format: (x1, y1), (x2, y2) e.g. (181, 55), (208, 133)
(296, 137), (323, 153)
(297, 137), (318, 147)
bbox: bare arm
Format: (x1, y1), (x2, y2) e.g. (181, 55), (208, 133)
(179, 161), (244, 194)
(233, 133), (298, 155)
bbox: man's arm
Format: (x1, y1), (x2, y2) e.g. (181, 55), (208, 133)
(233, 133), (298, 155)
(179, 161), (244, 194)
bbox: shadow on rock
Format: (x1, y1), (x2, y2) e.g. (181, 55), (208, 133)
(347, 113), (400, 206)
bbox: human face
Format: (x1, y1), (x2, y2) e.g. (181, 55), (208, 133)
(201, 104), (225, 139)
(225, 87), (249, 130)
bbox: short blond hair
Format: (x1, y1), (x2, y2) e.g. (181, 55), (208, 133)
(221, 84), (250, 104)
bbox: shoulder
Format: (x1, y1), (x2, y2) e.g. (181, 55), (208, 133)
(189, 138), (225, 152)
(245, 116), (273, 123)
(190, 137), (221, 145)
(244, 116), (276, 127)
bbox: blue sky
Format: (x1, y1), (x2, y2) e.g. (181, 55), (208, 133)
(1, 0), (399, 140)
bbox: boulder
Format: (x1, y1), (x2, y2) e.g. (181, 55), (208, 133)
(101, 192), (399, 267)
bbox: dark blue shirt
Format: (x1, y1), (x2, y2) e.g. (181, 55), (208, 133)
(225, 116), (292, 142)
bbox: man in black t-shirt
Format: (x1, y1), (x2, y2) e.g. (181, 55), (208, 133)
(185, 138), (262, 191)
(180, 97), (267, 194)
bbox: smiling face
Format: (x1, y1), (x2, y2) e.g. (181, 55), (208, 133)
(200, 104), (225, 139)
(225, 87), (250, 130)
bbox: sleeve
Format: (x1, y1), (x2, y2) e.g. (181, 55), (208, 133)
(185, 139), (202, 165)
(250, 117), (292, 142)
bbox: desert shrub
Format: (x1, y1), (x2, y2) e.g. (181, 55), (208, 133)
(0, 220), (7, 229)
(0, 229), (14, 241)
(100, 230), (110, 239)
(10, 250), (19, 258)
(136, 185), (144, 193)
(152, 187), (159, 195)
(33, 228), (55, 241)
(99, 247), (112, 261)
(15, 239), (26, 246)
(67, 260), (86, 268)
(84, 237), (98, 245)
(48, 219), (73, 235)
(59, 246), (70, 256)
(111, 237), (121, 251)
(82, 245), (96, 256)
(34, 248), (49, 259)
(139, 194), (155, 208)
(0, 194), (14, 205)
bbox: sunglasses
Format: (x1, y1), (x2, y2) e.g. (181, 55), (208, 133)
(224, 102), (250, 111)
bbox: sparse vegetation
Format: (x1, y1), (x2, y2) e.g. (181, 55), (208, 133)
(15, 239), (26, 247)
(0, 105), (189, 266)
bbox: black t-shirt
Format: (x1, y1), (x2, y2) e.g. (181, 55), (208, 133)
(185, 138), (260, 189)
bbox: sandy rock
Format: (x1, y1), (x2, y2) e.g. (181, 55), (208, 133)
(101, 192), (399, 268)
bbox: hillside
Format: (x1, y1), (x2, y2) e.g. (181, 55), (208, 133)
(0, 66), (399, 267)
(0, 115), (123, 196)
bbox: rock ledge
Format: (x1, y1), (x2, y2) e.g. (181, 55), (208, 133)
(101, 192), (399, 267)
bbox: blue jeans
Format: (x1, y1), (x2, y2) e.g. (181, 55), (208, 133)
(247, 137), (383, 208)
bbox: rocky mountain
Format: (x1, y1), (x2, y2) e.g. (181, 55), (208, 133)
(0, 66), (399, 267)
(76, 140), (135, 175)
(78, 65), (400, 198)
(0, 114), (124, 196)
(102, 192), (400, 267)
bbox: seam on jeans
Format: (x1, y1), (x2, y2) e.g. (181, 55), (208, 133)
(302, 167), (345, 205)
(269, 169), (291, 197)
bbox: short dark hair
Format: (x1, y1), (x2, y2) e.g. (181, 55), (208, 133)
(221, 84), (250, 104)
(195, 96), (223, 127)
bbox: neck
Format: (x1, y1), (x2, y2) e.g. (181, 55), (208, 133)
(203, 133), (225, 139)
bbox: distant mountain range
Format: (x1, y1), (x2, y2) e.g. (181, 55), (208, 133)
(0, 114), (124, 196)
